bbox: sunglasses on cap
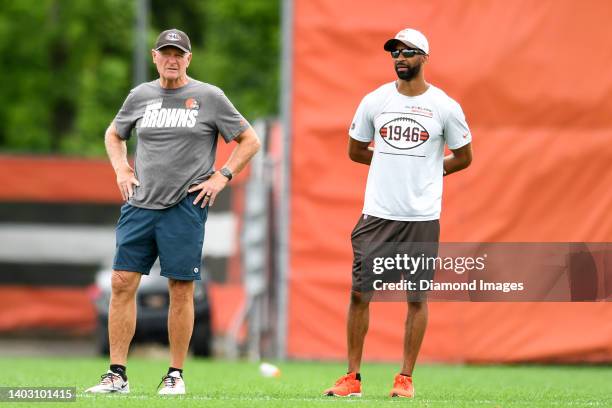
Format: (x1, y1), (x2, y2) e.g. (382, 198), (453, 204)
(390, 48), (426, 58)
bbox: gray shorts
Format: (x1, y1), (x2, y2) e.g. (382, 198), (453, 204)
(351, 214), (440, 294)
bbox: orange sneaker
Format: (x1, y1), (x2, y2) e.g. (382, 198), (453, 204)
(389, 374), (415, 398)
(323, 372), (362, 397)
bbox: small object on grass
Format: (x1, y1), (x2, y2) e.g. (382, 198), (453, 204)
(259, 362), (281, 378)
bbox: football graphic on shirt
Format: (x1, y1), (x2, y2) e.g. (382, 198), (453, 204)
(379, 116), (430, 150)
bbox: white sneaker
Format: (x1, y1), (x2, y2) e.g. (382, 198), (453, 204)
(158, 370), (185, 395)
(85, 370), (130, 394)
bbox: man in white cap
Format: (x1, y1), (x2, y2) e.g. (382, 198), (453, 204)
(323, 28), (472, 398)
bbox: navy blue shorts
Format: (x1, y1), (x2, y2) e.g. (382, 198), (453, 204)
(113, 192), (208, 281)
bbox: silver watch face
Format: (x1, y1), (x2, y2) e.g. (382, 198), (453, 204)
(220, 168), (232, 180)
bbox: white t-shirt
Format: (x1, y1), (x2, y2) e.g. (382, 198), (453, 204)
(349, 82), (471, 221)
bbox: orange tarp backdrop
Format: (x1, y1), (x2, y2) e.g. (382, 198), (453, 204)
(287, 0), (612, 362)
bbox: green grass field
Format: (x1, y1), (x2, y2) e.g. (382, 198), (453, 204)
(0, 357), (610, 407)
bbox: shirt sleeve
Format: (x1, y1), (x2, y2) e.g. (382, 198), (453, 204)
(444, 99), (472, 149)
(213, 89), (250, 143)
(348, 94), (374, 142)
(113, 89), (140, 140)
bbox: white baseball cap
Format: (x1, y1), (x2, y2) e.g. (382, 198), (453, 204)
(383, 28), (429, 54)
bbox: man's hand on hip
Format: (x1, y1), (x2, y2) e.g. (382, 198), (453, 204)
(116, 166), (140, 201)
(188, 172), (229, 207)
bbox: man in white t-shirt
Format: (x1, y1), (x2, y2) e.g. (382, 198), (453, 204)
(323, 28), (473, 399)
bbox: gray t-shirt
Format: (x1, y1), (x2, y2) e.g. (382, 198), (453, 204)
(114, 79), (249, 209)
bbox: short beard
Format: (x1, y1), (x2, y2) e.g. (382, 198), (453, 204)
(395, 63), (421, 81)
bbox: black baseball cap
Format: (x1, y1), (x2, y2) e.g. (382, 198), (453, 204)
(154, 28), (191, 53)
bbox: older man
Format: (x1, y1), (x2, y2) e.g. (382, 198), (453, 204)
(86, 28), (260, 395)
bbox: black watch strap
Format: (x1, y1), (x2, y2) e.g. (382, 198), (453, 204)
(219, 167), (233, 181)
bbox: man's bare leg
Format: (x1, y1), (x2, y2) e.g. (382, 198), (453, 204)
(109, 271), (142, 365)
(167, 279), (195, 368)
(347, 291), (373, 373)
(400, 300), (428, 375)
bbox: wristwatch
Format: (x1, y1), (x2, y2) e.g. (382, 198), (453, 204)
(219, 167), (233, 181)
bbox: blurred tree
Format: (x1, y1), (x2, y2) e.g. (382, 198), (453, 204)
(0, 0), (279, 156)
(194, 0), (280, 120)
(0, 0), (133, 156)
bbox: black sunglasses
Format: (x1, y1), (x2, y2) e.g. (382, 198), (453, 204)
(390, 49), (425, 58)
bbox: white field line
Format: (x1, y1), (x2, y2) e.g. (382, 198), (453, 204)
(75, 393), (609, 406)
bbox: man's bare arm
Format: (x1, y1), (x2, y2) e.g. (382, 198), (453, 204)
(188, 126), (261, 206)
(443, 143), (472, 176)
(220, 126), (262, 176)
(104, 122), (139, 200)
(348, 137), (373, 165)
